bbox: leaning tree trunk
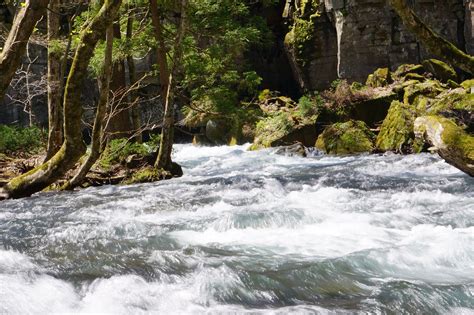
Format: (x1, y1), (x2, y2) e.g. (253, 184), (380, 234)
(45, 0), (64, 161)
(63, 25), (114, 190)
(0, 0), (49, 98)
(0, 0), (123, 199)
(151, 0), (187, 172)
(388, 0), (474, 74)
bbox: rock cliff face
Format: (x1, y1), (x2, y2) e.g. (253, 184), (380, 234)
(284, 0), (470, 90)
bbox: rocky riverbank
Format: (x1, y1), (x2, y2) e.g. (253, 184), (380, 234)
(193, 60), (473, 177)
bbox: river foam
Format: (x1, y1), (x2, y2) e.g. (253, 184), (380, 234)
(1, 144), (473, 314)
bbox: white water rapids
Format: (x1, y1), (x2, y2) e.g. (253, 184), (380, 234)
(0, 144), (473, 314)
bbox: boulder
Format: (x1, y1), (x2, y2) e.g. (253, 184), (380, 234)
(422, 59), (457, 83)
(428, 89), (474, 132)
(403, 80), (446, 106)
(375, 101), (423, 153)
(415, 116), (474, 176)
(366, 68), (391, 88)
(461, 79), (474, 93)
(274, 143), (307, 157)
(393, 64), (425, 81)
(250, 111), (318, 150)
(315, 120), (375, 155)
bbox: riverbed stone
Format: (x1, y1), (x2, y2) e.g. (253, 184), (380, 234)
(375, 100), (423, 154)
(422, 59), (458, 83)
(315, 120), (375, 155)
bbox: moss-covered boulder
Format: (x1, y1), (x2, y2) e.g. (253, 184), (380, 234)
(250, 111), (318, 150)
(422, 59), (457, 83)
(461, 79), (474, 93)
(428, 89), (474, 132)
(250, 94), (319, 150)
(403, 80), (446, 106)
(415, 116), (474, 176)
(315, 120), (375, 155)
(375, 101), (423, 153)
(366, 68), (391, 88)
(393, 64), (425, 81)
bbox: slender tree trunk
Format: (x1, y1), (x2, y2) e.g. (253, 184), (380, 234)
(150, 0), (187, 172)
(45, 0), (63, 161)
(63, 25), (114, 190)
(0, 0), (49, 98)
(1, 0), (123, 199)
(388, 0), (474, 74)
(126, 11), (142, 143)
(106, 22), (134, 140)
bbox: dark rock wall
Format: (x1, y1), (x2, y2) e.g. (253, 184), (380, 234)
(285, 0), (471, 91)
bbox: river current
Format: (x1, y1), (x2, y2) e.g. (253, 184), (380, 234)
(0, 144), (473, 314)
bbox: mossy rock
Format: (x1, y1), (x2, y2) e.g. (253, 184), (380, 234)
(428, 90), (474, 131)
(315, 120), (375, 155)
(404, 73), (426, 81)
(352, 90), (398, 127)
(429, 89), (474, 114)
(124, 166), (171, 184)
(461, 79), (474, 93)
(415, 116), (474, 176)
(422, 59), (457, 83)
(393, 64), (425, 81)
(376, 100), (423, 154)
(251, 96), (319, 150)
(403, 80), (446, 105)
(366, 68), (391, 88)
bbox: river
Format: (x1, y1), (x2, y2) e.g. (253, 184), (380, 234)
(0, 144), (473, 314)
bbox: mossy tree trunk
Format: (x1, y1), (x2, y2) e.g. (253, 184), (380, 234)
(151, 0), (187, 172)
(0, 0), (49, 98)
(1, 0), (123, 199)
(388, 0), (474, 74)
(63, 25), (114, 190)
(45, 0), (64, 161)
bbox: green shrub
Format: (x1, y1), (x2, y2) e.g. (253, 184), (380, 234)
(0, 125), (46, 154)
(100, 138), (149, 168)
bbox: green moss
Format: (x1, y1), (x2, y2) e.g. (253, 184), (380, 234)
(438, 119), (474, 160)
(124, 166), (170, 184)
(376, 100), (422, 153)
(422, 59), (457, 82)
(100, 138), (149, 169)
(393, 64), (425, 81)
(415, 116), (474, 176)
(461, 79), (474, 92)
(366, 68), (391, 88)
(404, 73), (426, 81)
(428, 90), (474, 118)
(315, 120), (375, 155)
(403, 80), (445, 105)
(252, 111), (294, 149)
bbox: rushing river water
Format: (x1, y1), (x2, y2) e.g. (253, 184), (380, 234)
(0, 144), (473, 314)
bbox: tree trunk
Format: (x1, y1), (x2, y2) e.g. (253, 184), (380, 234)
(1, 0), (123, 199)
(0, 0), (49, 98)
(106, 22), (134, 140)
(150, 0), (187, 172)
(45, 0), (63, 161)
(388, 0), (474, 74)
(63, 25), (114, 190)
(126, 11), (142, 143)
